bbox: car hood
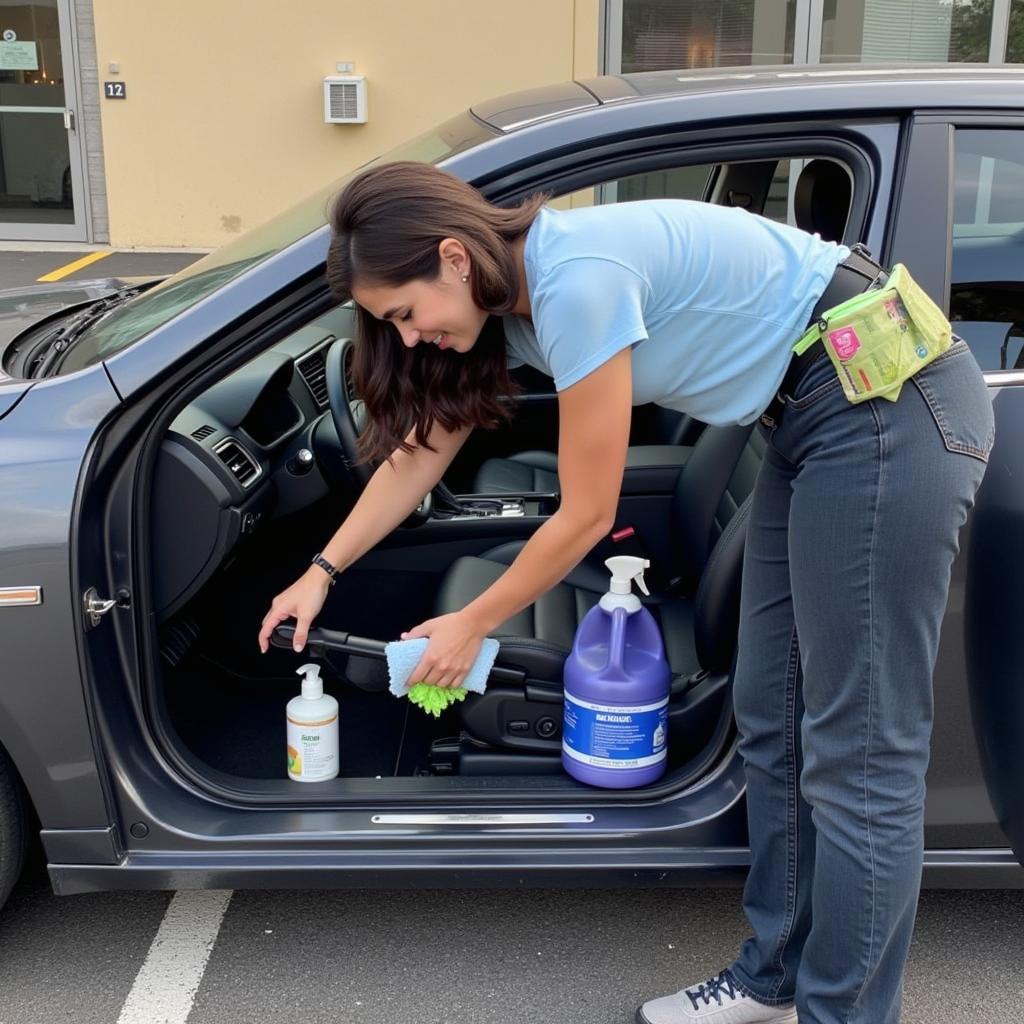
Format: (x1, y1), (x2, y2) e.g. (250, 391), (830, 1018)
(0, 275), (164, 417)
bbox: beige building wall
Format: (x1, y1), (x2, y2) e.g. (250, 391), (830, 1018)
(91, 1), (601, 249)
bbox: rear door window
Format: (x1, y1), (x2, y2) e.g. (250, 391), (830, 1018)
(556, 155), (853, 244)
(949, 129), (1024, 372)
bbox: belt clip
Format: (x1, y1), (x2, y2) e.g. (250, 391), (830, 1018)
(850, 242), (886, 282)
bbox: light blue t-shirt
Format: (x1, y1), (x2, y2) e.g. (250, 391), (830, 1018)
(501, 200), (850, 426)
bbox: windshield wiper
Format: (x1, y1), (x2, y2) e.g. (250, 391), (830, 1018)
(32, 287), (144, 378)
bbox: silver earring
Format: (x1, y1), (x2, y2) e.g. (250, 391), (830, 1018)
(461, 274), (469, 283)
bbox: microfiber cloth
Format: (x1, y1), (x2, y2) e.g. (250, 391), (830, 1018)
(384, 636), (500, 717)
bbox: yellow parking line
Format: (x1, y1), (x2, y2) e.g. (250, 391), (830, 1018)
(37, 250), (113, 283)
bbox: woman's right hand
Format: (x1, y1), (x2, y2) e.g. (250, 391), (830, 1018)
(258, 568), (333, 654)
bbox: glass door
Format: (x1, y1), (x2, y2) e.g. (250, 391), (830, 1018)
(0, 0), (86, 241)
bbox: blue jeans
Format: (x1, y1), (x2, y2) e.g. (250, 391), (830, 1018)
(729, 339), (995, 1024)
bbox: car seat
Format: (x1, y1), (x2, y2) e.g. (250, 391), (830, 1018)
(436, 423), (764, 754)
(793, 157), (852, 243)
(472, 404), (699, 495)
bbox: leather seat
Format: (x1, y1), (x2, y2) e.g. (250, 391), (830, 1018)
(472, 408), (698, 495)
(433, 423), (765, 748)
(474, 449), (559, 494)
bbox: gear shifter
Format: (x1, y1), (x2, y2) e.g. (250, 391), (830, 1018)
(432, 481), (469, 514)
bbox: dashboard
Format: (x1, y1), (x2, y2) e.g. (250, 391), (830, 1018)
(150, 305), (358, 620)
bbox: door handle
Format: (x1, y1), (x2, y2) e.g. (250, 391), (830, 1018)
(63, 108), (75, 131)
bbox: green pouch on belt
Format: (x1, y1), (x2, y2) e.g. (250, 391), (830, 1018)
(792, 263), (952, 403)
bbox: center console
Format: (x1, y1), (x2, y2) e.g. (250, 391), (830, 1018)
(428, 489), (560, 521)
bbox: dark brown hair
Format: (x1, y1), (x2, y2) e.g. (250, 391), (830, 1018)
(325, 161), (550, 467)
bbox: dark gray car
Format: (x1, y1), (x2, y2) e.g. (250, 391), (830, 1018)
(1, 64), (1022, 913)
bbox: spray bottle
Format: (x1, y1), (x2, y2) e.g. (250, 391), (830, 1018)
(562, 556), (671, 788)
(286, 663), (339, 782)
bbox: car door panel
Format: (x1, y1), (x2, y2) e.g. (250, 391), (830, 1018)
(0, 366), (121, 849)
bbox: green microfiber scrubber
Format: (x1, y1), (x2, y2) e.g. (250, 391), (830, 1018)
(405, 683), (469, 718)
(385, 637), (501, 716)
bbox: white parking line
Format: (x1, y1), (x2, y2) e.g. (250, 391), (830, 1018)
(116, 890), (233, 1024)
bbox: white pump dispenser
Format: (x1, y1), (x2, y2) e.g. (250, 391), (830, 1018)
(286, 663), (339, 782)
(298, 662), (324, 699)
(599, 555), (651, 614)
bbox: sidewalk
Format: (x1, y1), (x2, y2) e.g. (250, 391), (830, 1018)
(0, 246), (209, 291)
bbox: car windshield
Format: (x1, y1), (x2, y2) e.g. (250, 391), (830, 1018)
(59, 111), (494, 373)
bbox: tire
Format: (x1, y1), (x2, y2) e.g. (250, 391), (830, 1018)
(0, 744), (27, 914)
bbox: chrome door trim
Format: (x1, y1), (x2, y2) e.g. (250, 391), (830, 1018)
(371, 812), (595, 825)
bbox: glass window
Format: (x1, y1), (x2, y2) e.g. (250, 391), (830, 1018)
(1008, 0), (1024, 61)
(821, 0), (993, 63)
(58, 112), (495, 373)
(949, 130), (1024, 372)
(560, 155), (851, 241)
(621, 0), (797, 73)
(0, 2), (74, 226)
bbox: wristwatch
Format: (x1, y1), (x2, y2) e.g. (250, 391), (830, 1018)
(311, 552), (338, 585)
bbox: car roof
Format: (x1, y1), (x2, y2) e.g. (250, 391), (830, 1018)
(471, 63), (1024, 132)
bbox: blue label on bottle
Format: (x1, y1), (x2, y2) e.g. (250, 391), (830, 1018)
(562, 692), (668, 770)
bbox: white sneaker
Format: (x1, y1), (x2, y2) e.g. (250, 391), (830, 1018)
(636, 970), (798, 1024)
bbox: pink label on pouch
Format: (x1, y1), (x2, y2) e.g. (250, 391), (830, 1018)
(828, 326), (861, 361)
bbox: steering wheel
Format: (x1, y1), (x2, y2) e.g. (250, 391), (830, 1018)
(324, 337), (436, 521)
(324, 337), (373, 488)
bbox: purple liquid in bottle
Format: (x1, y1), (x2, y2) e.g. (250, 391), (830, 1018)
(562, 601), (671, 788)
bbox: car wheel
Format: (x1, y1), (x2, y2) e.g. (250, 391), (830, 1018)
(0, 744), (27, 914)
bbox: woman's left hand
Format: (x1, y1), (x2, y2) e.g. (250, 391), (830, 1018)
(401, 612), (485, 689)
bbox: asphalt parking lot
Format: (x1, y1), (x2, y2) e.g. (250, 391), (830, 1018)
(0, 246), (205, 291)
(0, 849), (1022, 1024)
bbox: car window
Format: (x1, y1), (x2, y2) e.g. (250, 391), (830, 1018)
(58, 111), (495, 375)
(950, 129), (1024, 373)
(558, 155), (852, 241)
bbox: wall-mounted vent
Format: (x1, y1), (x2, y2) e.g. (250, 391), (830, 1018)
(296, 344), (330, 408)
(213, 438), (260, 488)
(324, 75), (367, 124)
(191, 424), (216, 441)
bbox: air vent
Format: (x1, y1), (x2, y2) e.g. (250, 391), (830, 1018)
(323, 75), (367, 124)
(191, 424), (216, 441)
(213, 438), (260, 488)
(296, 345), (330, 408)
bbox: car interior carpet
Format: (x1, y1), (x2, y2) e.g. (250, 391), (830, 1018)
(161, 659), (447, 778)
(190, 563), (439, 682)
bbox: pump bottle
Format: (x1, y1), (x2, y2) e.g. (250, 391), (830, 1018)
(286, 663), (339, 782)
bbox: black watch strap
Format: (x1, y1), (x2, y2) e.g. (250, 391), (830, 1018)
(311, 553), (338, 584)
